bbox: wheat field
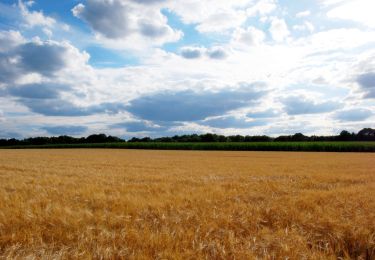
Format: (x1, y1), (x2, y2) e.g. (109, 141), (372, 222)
(0, 149), (374, 259)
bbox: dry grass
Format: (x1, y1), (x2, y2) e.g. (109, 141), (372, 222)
(0, 149), (374, 259)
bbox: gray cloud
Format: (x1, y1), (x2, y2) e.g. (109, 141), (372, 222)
(180, 46), (228, 60)
(207, 47), (227, 60)
(0, 131), (23, 139)
(7, 83), (70, 99)
(132, 0), (165, 4)
(112, 121), (166, 132)
(333, 108), (373, 122)
(16, 42), (67, 76)
(282, 95), (341, 115)
(72, 1), (131, 39)
(180, 47), (202, 59)
(72, 0), (176, 40)
(0, 40), (74, 84)
(18, 98), (126, 117)
(43, 125), (88, 135)
(247, 109), (279, 118)
(127, 84), (266, 122)
(201, 116), (268, 129)
(357, 72), (375, 98)
(139, 20), (169, 38)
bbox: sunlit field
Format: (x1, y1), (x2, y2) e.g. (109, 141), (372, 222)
(0, 149), (374, 259)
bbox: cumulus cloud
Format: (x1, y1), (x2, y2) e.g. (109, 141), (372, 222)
(247, 109), (279, 118)
(127, 84), (266, 122)
(195, 9), (248, 33)
(6, 83), (70, 99)
(18, 98), (126, 117)
(282, 95), (341, 115)
(0, 30), (25, 52)
(269, 18), (290, 42)
(112, 121), (166, 132)
(179, 46), (228, 60)
(293, 22), (315, 33)
(207, 47), (228, 60)
(43, 125), (88, 135)
(333, 108), (373, 122)
(327, 0), (375, 28)
(201, 116), (268, 129)
(18, 0), (56, 28)
(180, 47), (204, 59)
(246, 0), (277, 17)
(0, 36), (89, 84)
(16, 42), (70, 76)
(357, 72), (375, 98)
(168, 1), (252, 33)
(72, 0), (181, 45)
(232, 26), (266, 47)
(296, 10), (311, 18)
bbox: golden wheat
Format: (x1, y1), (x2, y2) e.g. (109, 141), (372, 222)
(0, 149), (374, 259)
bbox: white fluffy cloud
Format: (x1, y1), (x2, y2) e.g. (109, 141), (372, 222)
(0, 30), (25, 52)
(167, 0), (254, 33)
(19, 0), (56, 28)
(269, 18), (290, 42)
(296, 10), (311, 18)
(246, 0), (277, 17)
(232, 26), (266, 47)
(327, 0), (375, 28)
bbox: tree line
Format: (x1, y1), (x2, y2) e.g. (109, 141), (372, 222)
(0, 128), (374, 147)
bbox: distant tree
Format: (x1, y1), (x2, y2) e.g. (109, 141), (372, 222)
(86, 134), (108, 143)
(338, 130), (354, 141)
(291, 133), (308, 141)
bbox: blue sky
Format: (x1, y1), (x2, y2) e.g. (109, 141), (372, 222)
(0, 0), (374, 138)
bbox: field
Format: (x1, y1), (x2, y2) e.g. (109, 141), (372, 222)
(3, 141), (375, 152)
(0, 150), (374, 259)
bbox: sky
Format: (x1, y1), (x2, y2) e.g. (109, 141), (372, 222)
(0, 0), (374, 139)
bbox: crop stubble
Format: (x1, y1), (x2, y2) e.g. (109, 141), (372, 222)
(0, 149), (374, 259)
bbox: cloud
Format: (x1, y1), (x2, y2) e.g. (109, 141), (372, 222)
(43, 125), (88, 135)
(357, 72), (375, 98)
(179, 46), (228, 60)
(18, 98), (126, 117)
(112, 121), (166, 132)
(127, 84), (266, 122)
(282, 95), (341, 115)
(132, 0), (166, 4)
(293, 22), (314, 33)
(0, 131), (23, 139)
(333, 108), (373, 122)
(246, 0), (277, 17)
(72, 0), (181, 45)
(296, 10), (311, 18)
(168, 1), (253, 33)
(0, 36), (89, 84)
(18, 0), (56, 28)
(207, 47), (228, 60)
(247, 109), (279, 118)
(232, 26), (266, 47)
(180, 47), (203, 59)
(0, 30), (25, 52)
(6, 83), (70, 99)
(327, 0), (375, 28)
(269, 18), (290, 42)
(16, 42), (70, 76)
(201, 116), (268, 129)
(195, 9), (248, 33)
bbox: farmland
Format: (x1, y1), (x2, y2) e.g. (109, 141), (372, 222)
(0, 149), (374, 259)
